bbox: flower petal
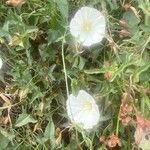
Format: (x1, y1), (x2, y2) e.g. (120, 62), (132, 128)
(66, 94), (83, 122)
(77, 90), (95, 103)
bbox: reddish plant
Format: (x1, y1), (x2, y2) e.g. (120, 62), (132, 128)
(100, 134), (121, 148)
(119, 93), (134, 126)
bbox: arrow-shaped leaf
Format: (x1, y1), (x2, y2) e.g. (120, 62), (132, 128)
(15, 113), (37, 127)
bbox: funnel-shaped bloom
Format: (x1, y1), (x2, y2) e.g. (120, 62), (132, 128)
(66, 90), (100, 130)
(70, 7), (106, 46)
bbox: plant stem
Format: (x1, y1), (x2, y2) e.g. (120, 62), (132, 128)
(116, 116), (120, 136)
(61, 39), (69, 98)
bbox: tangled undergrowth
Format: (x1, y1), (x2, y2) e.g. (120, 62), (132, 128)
(0, 0), (150, 149)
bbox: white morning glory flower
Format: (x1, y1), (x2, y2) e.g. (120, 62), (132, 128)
(66, 90), (100, 130)
(70, 7), (106, 47)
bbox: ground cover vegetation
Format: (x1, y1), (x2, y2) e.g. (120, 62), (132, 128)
(0, 0), (150, 149)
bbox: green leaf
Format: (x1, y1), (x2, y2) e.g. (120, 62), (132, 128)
(110, 62), (133, 82)
(0, 21), (11, 40)
(47, 29), (61, 45)
(0, 134), (10, 150)
(23, 26), (38, 37)
(84, 62), (118, 75)
(71, 79), (79, 95)
(44, 117), (56, 148)
(78, 56), (85, 70)
(138, 0), (150, 17)
(123, 10), (140, 27)
(2, 21), (9, 32)
(15, 113), (37, 127)
(106, 0), (119, 10)
(30, 86), (44, 104)
(0, 127), (15, 141)
(55, 0), (68, 19)
(139, 68), (150, 82)
(144, 95), (150, 111)
(123, 10), (140, 34)
(133, 63), (150, 82)
(0, 29), (10, 38)
(72, 56), (79, 68)
(84, 68), (106, 74)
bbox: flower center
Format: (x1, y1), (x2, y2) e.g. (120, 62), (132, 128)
(82, 21), (92, 32)
(83, 101), (92, 112)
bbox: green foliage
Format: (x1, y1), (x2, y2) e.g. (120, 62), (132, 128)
(0, 0), (150, 149)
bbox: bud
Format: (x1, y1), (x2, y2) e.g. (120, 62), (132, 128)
(55, 127), (62, 145)
(123, 3), (131, 11)
(119, 19), (128, 28)
(6, 0), (24, 7)
(119, 30), (130, 38)
(104, 72), (112, 80)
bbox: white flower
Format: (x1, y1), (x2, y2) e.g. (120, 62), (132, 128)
(66, 90), (100, 130)
(70, 7), (106, 47)
(0, 58), (3, 69)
